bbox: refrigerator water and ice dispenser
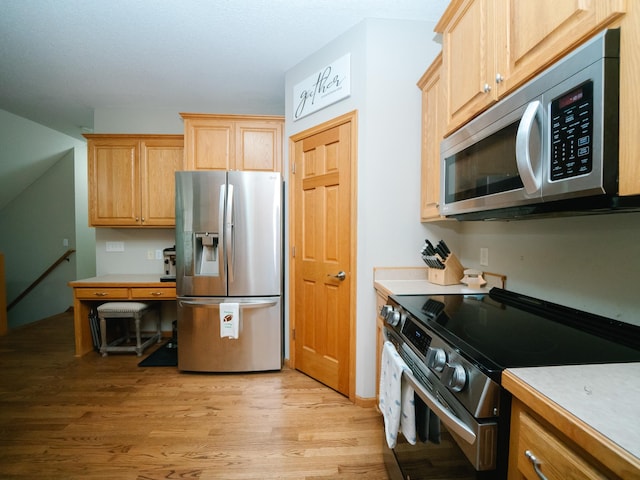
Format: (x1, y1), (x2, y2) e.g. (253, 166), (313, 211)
(194, 232), (219, 276)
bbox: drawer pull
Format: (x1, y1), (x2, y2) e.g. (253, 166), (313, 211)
(94, 292), (108, 296)
(151, 292), (163, 296)
(525, 450), (548, 480)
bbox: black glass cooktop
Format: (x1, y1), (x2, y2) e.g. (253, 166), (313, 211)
(392, 288), (640, 376)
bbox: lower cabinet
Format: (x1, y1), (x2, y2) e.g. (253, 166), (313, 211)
(508, 399), (611, 480)
(375, 289), (387, 401)
(502, 368), (637, 480)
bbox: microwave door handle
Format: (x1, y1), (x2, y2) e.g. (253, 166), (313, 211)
(515, 100), (543, 194)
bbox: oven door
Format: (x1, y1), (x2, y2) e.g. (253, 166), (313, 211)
(385, 424), (486, 480)
(383, 368), (505, 479)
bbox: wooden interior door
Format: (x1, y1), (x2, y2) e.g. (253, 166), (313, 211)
(291, 112), (356, 398)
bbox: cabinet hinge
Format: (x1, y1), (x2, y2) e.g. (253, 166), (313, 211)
(291, 162), (296, 174)
(292, 246), (295, 257)
(292, 328), (295, 340)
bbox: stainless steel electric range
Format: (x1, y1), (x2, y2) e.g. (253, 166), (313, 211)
(380, 287), (640, 480)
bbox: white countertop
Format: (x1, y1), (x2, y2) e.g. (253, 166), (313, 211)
(70, 274), (174, 285)
(507, 363), (640, 460)
(373, 266), (491, 296)
(375, 278), (488, 295)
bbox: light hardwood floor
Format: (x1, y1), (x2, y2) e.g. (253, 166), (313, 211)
(0, 311), (389, 479)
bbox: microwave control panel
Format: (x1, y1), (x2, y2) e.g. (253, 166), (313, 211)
(550, 81), (594, 181)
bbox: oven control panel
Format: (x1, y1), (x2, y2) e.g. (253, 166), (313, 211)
(400, 317), (431, 356)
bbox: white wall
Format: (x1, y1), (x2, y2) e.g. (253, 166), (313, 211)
(456, 213), (640, 325)
(94, 108), (184, 135)
(95, 228), (176, 276)
(285, 19), (447, 398)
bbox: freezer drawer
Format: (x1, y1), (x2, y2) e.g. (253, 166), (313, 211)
(177, 296), (282, 372)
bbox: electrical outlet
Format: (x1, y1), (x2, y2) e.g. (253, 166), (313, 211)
(155, 249), (163, 260)
(480, 247), (489, 266)
(147, 250), (154, 260)
(106, 241), (125, 252)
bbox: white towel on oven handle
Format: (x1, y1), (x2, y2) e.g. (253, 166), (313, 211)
(379, 341), (417, 448)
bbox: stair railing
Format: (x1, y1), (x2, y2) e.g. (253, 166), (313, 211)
(7, 249), (76, 312)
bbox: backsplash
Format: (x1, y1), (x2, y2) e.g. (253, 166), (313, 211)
(95, 228), (176, 277)
(457, 211), (640, 326)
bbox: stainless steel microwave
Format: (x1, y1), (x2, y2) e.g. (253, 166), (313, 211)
(440, 29), (628, 220)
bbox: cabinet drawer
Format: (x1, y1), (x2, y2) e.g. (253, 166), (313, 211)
(130, 287), (176, 299)
(75, 288), (129, 299)
(515, 410), (606, 480)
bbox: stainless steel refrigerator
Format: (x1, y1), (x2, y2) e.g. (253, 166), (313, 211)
(175, 171), (282, 372)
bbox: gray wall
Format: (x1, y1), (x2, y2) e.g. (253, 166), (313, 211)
(0, 110), (95, 328)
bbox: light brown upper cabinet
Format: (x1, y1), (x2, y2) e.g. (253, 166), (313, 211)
(181, 113), (283, 173)
(85, 134), (184, 227)
(436, 0), (626, 135)
(417, 53), (445, 222)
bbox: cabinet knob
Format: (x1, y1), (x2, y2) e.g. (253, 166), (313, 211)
(495, 73), (504, 84)
(483, 83), (492, 93)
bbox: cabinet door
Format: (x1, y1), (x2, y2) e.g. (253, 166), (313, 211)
(88, 138), (140, 226)
(140, 137), (184, 226)
(184, 118), (234, 170)
(235, 120), (283, 172)
(502, 0), (626, 94)
(418, 53), (445, 222)
(442, 0), (499, 134)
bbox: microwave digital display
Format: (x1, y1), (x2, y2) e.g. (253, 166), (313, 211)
(550, 81), (594, 181)
(558, 88), (585, 109)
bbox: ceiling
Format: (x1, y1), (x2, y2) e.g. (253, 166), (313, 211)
(0, 0), (447, 210)
(1, 0), (448, 138)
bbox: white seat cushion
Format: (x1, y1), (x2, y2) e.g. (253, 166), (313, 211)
(97, 302), (151, 314)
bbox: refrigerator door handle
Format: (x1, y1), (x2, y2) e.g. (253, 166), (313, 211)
(219, 184), (226, 279)
(225, 183), (234, 282)
(178, 298), (278, 309)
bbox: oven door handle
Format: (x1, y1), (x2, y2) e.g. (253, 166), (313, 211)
(404, 371), (477, 445)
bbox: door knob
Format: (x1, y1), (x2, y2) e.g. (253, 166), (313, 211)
(328, 271), (346, 281)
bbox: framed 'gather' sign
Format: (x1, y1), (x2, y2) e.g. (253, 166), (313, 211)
(293, 54), (351, 120)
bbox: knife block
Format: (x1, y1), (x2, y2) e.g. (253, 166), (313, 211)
(427, 253), (465, 286)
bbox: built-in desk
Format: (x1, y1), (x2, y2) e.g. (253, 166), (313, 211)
(69, 275), (176, 357)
